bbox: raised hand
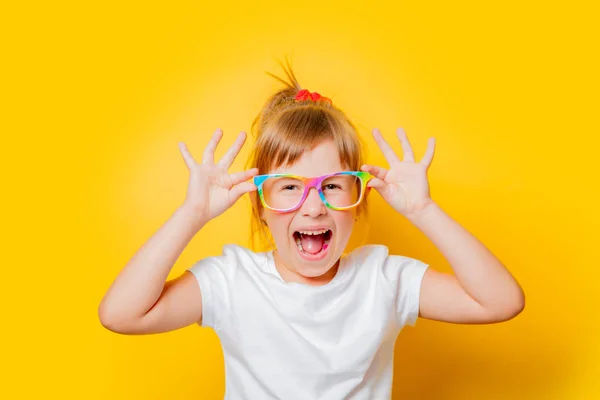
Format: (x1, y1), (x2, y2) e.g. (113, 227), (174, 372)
(361, 127), (436, 217)
(178, 128), (258, 223)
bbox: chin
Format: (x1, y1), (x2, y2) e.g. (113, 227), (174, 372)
(291, 242), (343, 277)
(273, 227), (351, 279)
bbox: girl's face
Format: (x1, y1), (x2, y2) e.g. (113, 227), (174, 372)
(262, 140), (357, 285)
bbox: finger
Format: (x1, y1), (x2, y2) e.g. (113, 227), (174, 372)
(229, 168), (259, 186)
(361, 164), (388, 181)
(366, 176), (387, 190)
(218, 131), (247, 169)
(420, 137), (436, 167)
(202, 128), (224, 164)
(396, 127), (415, 162)
(372, 128), (401, 165)
(229, 181), (258, 202)
(178, 142), (196, 170)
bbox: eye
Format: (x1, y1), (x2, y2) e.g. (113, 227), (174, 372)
(323, 184), (342, 190)
(282, 185), (301, 191)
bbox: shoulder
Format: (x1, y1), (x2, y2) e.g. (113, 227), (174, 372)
(342, 244), (388, 268)
(344, 244), (429, 280)
(188, 244), (266, 275)
(221, 244), (264, 264)
(344, 244), (422, 266)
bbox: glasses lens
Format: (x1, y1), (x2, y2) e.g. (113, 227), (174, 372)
(321, 174), (362, 208)
(262, 176), (305, 211)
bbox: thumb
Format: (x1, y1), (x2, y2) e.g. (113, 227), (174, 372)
(229, 182), (257, 203)
(367, 177), (391, 199)
(367, 177), (387, 190)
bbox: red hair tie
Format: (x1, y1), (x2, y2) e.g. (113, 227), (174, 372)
(294, 89), (332, 104)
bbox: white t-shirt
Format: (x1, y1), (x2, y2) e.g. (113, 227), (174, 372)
(188, 244), (428, 400)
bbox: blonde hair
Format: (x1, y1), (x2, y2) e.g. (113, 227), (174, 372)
(246, 57), (367, 251)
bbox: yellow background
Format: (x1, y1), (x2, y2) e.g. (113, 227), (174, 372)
(2, 1), (598, 399)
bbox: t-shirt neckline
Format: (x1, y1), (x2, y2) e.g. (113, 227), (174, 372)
(265, 250), (351, 290)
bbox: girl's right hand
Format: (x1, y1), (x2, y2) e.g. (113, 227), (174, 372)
(178, 128), (258, 224)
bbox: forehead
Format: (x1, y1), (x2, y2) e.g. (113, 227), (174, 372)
(269, 140), (346, 176)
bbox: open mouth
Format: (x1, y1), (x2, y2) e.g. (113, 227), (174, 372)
(293, 229), (332, 260)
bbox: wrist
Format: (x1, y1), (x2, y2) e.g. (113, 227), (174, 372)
(176, 203), (209, 230)
(404, 199), (439, 224)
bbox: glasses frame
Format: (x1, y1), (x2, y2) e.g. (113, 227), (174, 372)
(253, 171), (373, 213)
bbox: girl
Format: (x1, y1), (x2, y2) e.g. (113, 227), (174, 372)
(99, 60), (525, 399)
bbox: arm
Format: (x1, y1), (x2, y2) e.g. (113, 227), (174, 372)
(98, 128), (258, 334)
(362, 127), (524, 325)
(98, 206), (207, 334)
(407, 201), (525, 324)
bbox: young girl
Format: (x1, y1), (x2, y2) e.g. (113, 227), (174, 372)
(99, 60), (525, 399)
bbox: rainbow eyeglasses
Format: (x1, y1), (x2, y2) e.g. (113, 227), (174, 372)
(253, 171), (373, 212)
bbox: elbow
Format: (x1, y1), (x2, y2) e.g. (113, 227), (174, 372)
(505, 296), (525, 321)
(98, 301), (137, 334)
(510, 282), (526, 316)
(512, 288), (526, 317)
(98, 302), (120, 333)
(493, 287), (526, 322)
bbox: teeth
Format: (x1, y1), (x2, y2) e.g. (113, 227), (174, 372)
(293, 235), (305, 252)
(293, 229), (331, 254)
(297, 229), (329, 235)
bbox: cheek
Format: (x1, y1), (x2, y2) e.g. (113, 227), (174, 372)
(333, 212), (356, 239)
(265, 213), (294, 240)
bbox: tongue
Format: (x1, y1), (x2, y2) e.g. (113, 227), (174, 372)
(300, 233), (325, 254)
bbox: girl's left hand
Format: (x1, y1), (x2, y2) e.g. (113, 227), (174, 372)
(361, 127), (436, 218)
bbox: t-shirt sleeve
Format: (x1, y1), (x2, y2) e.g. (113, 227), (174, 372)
(187, 245), (238, 330)
(382, 252), (429, 328)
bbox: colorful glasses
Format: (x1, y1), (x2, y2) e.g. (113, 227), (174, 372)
(253, 171), (373, 212)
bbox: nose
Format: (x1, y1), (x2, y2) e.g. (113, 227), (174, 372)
(300, 187), (326, 217)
